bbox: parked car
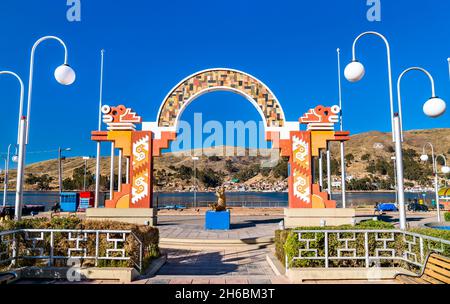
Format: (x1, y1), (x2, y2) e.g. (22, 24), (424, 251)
(376, 203), (398, 212)
(158, 205), (186, 211)
(407, 202), (429, 212)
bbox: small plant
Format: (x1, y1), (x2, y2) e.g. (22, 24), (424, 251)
(445, 212), (450, 222)
(0, 217), (159, 273)
(275, 220), (450, 270)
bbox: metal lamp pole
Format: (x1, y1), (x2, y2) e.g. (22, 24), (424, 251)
(14, 36), (76, 220)
(344, 31), (404, 227)
(0, 71), (25, 219)
(337, 48), (347, 209)
(345, 32), (446, 229)
(397, 67), (446, 224)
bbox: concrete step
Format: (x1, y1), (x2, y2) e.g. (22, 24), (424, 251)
(160, 236), (275, 249)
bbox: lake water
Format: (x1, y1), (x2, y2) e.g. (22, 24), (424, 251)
(2, 191), (436, 210)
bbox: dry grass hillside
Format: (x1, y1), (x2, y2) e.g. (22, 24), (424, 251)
(329, 128), (450, 179)
(3, 128), (449, 191)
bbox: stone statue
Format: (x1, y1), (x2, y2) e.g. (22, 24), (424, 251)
(210, 187), (227, 212)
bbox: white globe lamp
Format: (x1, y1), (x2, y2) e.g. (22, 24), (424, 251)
(420, 155), (429, 162)
(442, 166), (450, 174)
(423, 97), (446, 118)
(54, 64), (76, 85)
(344, 61), (365, 83)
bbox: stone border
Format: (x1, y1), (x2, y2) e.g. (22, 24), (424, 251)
(425, 221), (450, 229)
(286, 267), (416, 283)
(266, 253), (286, 276)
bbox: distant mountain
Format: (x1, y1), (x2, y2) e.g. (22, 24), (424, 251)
(3, 128), (449, 191)
(329, 128), (450, 179)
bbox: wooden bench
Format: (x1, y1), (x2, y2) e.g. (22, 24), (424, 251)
(0, 272), (18, 285)
(396, 253), (450, 284)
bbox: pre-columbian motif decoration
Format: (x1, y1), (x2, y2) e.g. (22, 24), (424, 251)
(157, 69), (286, 128)
(268, 105), (350, 209)
(92, 105), (153, 209)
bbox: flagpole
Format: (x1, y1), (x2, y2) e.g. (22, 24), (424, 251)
(337, 48), (347, 209)
(94, 49), (105, 208)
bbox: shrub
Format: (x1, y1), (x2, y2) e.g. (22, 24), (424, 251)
(275, 230), (290, 266)
(409, 227), (450, 241)
(279, 221), (401, 268)
(0, 217), (159, 272)
(275, 221), (450, 271)
(445, 212), (450, 222)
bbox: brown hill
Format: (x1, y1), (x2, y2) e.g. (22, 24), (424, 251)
(3, 128), (449, 191)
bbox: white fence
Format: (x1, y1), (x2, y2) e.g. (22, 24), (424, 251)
(0, 229), (143, 271)
(287, 229), (450, 271)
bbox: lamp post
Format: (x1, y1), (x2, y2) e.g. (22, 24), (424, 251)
(13, 36), (76, 220)
(344, 32), (446, 229)
(397, 67), (446, 135)
(58, 147), (72, 193)
(396, 67), (445, 228)
(2, 144), (13, 207)
(192, 156), (199, 208)
(420, 143), (450, 222)
(0, 71), (25, 220)
(82, 157), (90, 191)
(344, 31), (404, 226)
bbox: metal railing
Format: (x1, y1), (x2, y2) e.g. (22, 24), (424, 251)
(0, 229), (143, 272)
(158, 201), (288, 208)
(287, 229), (450, 271)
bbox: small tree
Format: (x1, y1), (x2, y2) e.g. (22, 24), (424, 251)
(36, 174), (54, 191)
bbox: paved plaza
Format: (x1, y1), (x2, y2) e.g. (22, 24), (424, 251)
(158, 215), (282, 240)
(138, 246), (284, 284)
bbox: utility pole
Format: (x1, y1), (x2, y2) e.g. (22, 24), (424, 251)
(83, 157), (90, 191)
(58, 147), (71, 194)
(192, 156), (199, 208)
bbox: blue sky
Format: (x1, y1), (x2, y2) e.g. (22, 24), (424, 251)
(0, 0), (449, 164)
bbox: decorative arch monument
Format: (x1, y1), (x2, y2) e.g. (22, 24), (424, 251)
(89, 68), (355, 227)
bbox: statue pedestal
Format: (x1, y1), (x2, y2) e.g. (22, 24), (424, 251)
(205, 210), (230, 230)
(284, 208), (356, 228)
(86, 208), (157, 226)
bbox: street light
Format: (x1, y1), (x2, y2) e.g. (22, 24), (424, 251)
(397, 67), (446, 133)
(344, 31), (406, 227)
(344, 32), (446, 230)
(0, 71), (25, 220)
(82, 157), (90, 191)
(421, 143), (449, 222)
(192, 156), (199, 209)
(13, 36), (76, 220)
(396, 67), (446, 228)
(58, 147), (72, 193)
(344, 32), (396, 138)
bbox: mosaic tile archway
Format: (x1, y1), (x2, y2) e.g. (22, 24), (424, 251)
(156, 68), (286, 129)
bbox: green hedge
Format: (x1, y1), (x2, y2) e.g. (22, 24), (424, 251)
(445, 212), (450, 222)
(275, 220), (450, 271)
(0, 216), (160, 272)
